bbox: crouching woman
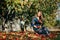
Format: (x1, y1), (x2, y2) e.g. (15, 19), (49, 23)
(31, 10), (50, 36)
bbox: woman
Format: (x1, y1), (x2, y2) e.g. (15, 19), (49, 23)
(31, 11), (50, 36)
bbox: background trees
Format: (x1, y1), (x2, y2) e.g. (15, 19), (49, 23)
(0, 0), (60, 27)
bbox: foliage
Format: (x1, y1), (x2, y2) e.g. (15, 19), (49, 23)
(56, 20), (60, 26)
(0, 0), (60, 27)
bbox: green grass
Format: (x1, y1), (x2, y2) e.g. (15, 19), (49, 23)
(54, 35), (60, 40)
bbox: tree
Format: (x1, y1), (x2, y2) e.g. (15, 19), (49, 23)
(0, 0), (60, 28)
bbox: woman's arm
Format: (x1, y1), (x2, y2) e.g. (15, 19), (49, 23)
(39, 13), (44, 24)
(32, 18), (37, 28)
(34, 25), (38, 28)
(41, 13), (45, 21)
(32, 18), (41, 28)
(39, 19), (42, 24)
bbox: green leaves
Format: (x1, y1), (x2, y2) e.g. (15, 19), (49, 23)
(1, 0), (60, 27)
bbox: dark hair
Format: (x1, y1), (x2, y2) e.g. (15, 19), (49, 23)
(38, 10), (42, 13)
(36, 10), (42, 15)
(38, 10), (42, 12)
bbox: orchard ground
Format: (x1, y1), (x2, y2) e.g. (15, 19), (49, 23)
(0, 30), (60, 40)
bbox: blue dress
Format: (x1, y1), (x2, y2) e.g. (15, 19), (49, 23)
(31, 17), (49, 35)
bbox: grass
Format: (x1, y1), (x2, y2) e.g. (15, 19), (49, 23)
(54, 34), (60, 40)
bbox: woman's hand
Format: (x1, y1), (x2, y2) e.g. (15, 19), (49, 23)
(37, 26), (41, 28)
(34, 25), (37, 28)
(34, 25), (41, 28)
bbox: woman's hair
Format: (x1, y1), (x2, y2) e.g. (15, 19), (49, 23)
(35, 10), (42, 17)
(38, 10), (42, 13)
(35, 10), (43, 21)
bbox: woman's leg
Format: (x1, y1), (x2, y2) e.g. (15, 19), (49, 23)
(41, 27), (50, 36)
(36, 27), (50, 35)
(33, 27), (44, 34)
